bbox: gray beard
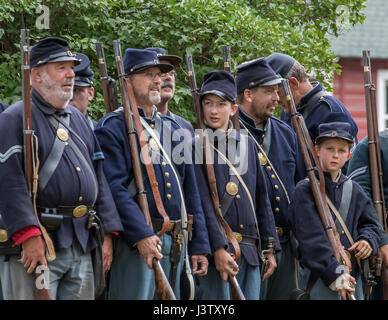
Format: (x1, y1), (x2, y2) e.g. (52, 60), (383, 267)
(149, 92), (161, 105)
(40, 71), (74, 108)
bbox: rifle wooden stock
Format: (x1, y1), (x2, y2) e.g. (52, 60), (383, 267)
(112, 40), (175, 300)
(185, 54), (245, 300)
(362, 50), (388, 299)
(21, 29), (54, 300)
(282, 79), (354, 299)
(222, 45), (240, 132)
(95, 42), (119, 114)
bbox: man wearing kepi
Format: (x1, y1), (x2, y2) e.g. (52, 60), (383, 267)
(70, 52), (97, 129)
(94, 48), (210, 299)
(146, 47), (194, 135)
(236, 58), (305, 299)
(267, 53), (358, 173)
(193, 70), (279, 300)
(0, 37), (123, 300)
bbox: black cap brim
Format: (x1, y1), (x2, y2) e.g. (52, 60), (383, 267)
(157, 54), (182, 67)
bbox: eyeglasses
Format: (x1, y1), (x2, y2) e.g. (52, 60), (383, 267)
(138, 70), (163, 80)
(160, 70), (176, 78)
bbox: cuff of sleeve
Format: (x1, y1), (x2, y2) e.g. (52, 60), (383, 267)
(320, 260), (343, 287)
(110, 231), (119, 238)
(12, 226), (42, 246)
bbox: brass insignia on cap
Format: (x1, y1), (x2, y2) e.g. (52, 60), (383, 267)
(73, 205), (88, 218)
(249, 82), (255, 87)
(0, 229), (7, 242)
(258, 152), (267, 166)
(38, 60), (43, 65)
(67, 51), (73, 56)
(226, 181), (238, 196)
(154, 60), (158, 64)
(331, 131), (337, 137)
(57, 128), (69, 141)
(149, 137), (159, 151)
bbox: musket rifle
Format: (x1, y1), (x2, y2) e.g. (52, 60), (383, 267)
(282, 79), (355, 300)
(112, 40), (175, 300)
(186, 54), (245, 300)
(21, 29), (56, 300)
(95, 42), (119, 114)
(222, 45), (240, 132)
(362, 50), (388, 299)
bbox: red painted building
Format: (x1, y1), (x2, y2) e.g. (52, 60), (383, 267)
(330, 0), (388, 142)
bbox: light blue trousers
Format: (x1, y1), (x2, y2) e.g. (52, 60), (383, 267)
(260, 241), (297, 300)
(299, 266), (364, 300)
(0, 242), (94, 300)
(195, 255), (261, 300)
(107, 234), (186, 300)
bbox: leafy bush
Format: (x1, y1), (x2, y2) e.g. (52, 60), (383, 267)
(0, 0), (366, 123)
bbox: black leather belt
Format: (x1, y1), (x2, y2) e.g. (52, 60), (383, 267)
(37, 205), (93, 218)
(231, 232), (257, 246)
(152, 215), (193, 233)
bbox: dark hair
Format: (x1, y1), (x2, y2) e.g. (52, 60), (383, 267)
(285, 60), (308, 83)
(236, 86), (260, 104)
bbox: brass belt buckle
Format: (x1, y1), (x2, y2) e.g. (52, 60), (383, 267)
(0, 229), (8, 242)
(233, 232), (242, 243)
(73, 205), (88, 218)
(276, 227), (283, 237)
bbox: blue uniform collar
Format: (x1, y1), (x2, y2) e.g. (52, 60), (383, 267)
(298, 81), (322, 109)
(205, 121), (241, 143)
(238, 106), (270, 134)
(31, 87), (72, 116)
(138, 106), (158, 124)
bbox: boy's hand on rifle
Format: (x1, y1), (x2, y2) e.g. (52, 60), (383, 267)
(136, 235), (163, 269)
(21, 235), (47, 274)
(214, 247), (238, 282)
(261, 253), (277, 280)
(348, 239), (373, 259)
(330, 272), (356, 300)
(191, 254), (209, 276)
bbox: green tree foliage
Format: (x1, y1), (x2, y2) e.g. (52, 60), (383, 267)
(0, 0), (366, 122)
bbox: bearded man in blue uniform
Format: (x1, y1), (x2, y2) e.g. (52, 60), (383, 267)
(0, 37), (123, 300)
(95, 48), (210, 299)
(236, 58), (305, 300)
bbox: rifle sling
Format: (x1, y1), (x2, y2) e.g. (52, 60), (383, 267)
(39, 114), (70, 191)
(220, 174), (240, 217)
(298, 90), (326, 119)
(240, 120), (290, 204)
(45, 115), (98, 205)
(140, 116), (195, 299)
(210, 143), (264, 262)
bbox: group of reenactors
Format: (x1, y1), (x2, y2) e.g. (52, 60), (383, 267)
(0, 35), (387, 301)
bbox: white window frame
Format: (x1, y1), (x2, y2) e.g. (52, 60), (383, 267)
(377, 69), (388, 130)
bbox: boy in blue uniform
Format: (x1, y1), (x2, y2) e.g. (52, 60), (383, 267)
(289, 122), (380, 300)
(193, 70), (279, 300)
(347, 130), (388, 299)
(95, 48), (210, 299)
(236, 58), (305, 299)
